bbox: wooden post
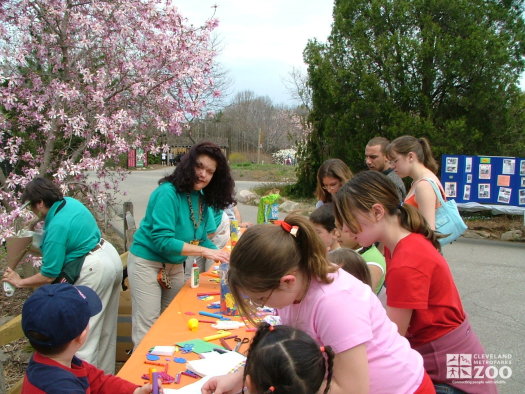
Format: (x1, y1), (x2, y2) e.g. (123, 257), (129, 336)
(123, 202), (136, 251)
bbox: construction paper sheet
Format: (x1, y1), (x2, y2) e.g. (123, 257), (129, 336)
(176, 339), (226, 354)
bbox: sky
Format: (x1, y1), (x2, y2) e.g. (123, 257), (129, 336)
(175, 0), (335, 107)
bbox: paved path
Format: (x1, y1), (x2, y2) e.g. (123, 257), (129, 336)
(110, 168), (524, 392)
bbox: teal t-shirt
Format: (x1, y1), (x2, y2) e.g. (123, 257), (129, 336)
(40, 197), (100, 278)
(130, 182), (217, 264)
(359, 245), (386, 294)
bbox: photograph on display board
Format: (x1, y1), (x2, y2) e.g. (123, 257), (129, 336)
(502, 159), (515, 175)
(445, 182), (457, 198)
(520, 189), (525, 205)
(465, 157), (472, 173)
(521, 160), (525, 176)
(521, 177), (525, 188)
(479, 164), (491, 180)
(463, 185), (471, 200)
(446, 157), (459, 173)
(466, 174), (473, 183)
(478, 184), (491, 199)
(497, 187), (512, 204)
(497, 175), (511, 187)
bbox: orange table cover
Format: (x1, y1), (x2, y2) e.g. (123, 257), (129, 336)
(116, 266), (251, 388)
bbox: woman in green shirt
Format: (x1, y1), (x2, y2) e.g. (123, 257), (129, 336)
(128, 141), (235, 347)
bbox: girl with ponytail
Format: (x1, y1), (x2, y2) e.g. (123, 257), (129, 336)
(333, 171), (496, 394)
(242, 323), (334, 394)
(386, 135), (444, 230)
(202, 214), (433, 394)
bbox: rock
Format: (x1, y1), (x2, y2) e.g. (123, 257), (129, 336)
(463, 229), (491, 239)
(500, 229), (523, 241)
(279, 200), (300, 213)
(237, 190), (257, 203)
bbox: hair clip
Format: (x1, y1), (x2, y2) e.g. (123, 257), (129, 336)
(268, 386), (275, 392)
(274, 220), (299, 237)
(268, 325), (275, 332)
(398, 202), (404, 209)
(319, 346), (325, 353)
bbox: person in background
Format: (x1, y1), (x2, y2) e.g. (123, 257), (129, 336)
(128, 141), (234, 347)
(386, 135), (442, 230)
(241, 323), (335, 394)
(314, 159), (353, 208)
(365, 136), (407, 200)
(21, 283), (156, 393)
(327, 247), (372, 289)
(202, 214), (434, 394)
(3, 177), (122, 374)
(333, 170), (496, 393)
(309, 203), (341, 252)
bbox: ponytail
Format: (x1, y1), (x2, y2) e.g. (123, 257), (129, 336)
(228, 216), (336, 325)
(322, 346), (335, 394)
(387, 135), (438, 174)
(282, 214), (337, 284)
(418, 137), (439, 174)
(398, 203), (441, 251)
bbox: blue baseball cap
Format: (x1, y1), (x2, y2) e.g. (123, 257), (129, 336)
(22, 283), (102, 348)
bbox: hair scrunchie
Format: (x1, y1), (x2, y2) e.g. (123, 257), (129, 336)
(274, 220), (299, 237)
(398, 201), (404, 209)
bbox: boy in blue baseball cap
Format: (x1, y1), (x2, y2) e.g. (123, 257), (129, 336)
(22, 283), (156, 393)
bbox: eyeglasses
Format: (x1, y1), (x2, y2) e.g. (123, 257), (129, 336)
(322, 182), (340, 191)
(249, 288), (275, 308)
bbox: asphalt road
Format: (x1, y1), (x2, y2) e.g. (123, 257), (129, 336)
(110, 168), (524, 392)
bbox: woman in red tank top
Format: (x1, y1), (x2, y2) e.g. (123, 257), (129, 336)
(385, 135), (444, 230)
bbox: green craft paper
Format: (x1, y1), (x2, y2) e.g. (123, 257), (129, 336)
(176, 339), (226, 354)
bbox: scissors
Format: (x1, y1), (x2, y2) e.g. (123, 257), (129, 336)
(234, 337), (250, 352)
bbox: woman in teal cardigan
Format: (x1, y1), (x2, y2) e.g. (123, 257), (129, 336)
(128, 141), (235, 346)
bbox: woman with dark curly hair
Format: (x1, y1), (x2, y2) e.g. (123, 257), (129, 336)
(128, 141), (235, 346)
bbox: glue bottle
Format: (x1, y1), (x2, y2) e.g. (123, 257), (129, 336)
(190, 261), (200, 288)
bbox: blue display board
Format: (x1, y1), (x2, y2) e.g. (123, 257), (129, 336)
(441, 155), (525, 207)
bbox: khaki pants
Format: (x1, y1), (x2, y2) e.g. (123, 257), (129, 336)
(75, 240), (122, 374)
(127, 253), (184, 348)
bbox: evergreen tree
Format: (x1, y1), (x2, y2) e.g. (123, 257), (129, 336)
(294, 0), (525, 197)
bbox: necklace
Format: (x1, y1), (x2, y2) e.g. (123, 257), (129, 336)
(186, 193), (204, 230)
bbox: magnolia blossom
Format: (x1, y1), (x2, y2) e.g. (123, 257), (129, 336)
(0, 0), (219, 242)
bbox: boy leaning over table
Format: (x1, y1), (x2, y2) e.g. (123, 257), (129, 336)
(21, 283), (159, 394)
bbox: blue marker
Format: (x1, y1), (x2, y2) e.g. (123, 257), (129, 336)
(199, 311), (231, 320)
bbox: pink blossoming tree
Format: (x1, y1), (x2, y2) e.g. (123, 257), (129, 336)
(0, 0), (219, 241)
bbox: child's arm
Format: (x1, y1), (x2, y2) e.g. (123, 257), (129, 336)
(386, 307), (413, 336)
(366, 263), (384, 292)
(328, 343), (369, 394)
(201, 368), (244, 394)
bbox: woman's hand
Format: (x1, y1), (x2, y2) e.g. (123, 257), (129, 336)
(201, 370), (244, 394)
(202, 248), (230, 263)
(2, 267), (22, 288)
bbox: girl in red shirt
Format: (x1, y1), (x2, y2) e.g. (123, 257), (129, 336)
(333, 170), (497, 394)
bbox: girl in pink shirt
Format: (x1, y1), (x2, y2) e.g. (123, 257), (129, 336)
(202, 215), (434, 394)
